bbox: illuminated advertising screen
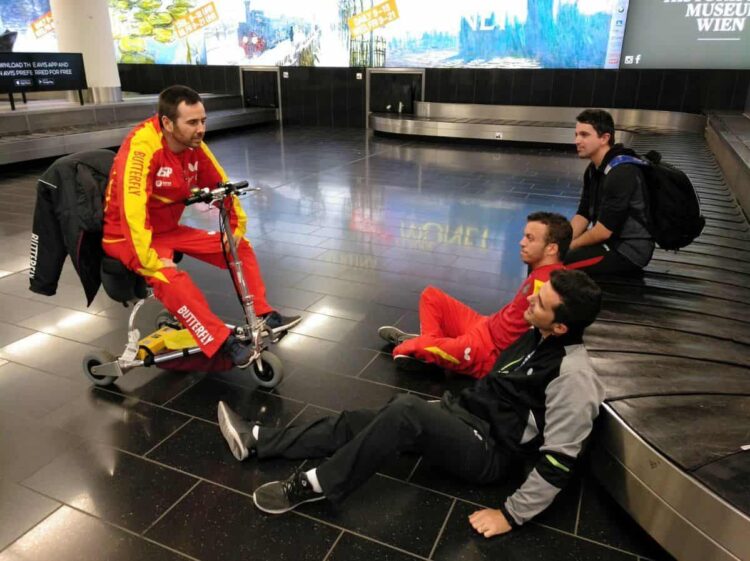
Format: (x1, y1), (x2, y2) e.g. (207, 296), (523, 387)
(0, 0), (57, 53)
(620, 0), (750, 69)
(108, 0), (631, 68)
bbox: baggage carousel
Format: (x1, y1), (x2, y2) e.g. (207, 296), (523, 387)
(0, 94), (277, 165)
(586, 132), (750, 561)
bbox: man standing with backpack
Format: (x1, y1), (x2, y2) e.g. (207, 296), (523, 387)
(565, 109), (655, 275)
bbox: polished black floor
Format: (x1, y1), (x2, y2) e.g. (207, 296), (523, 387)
(0, 126), (673, 561)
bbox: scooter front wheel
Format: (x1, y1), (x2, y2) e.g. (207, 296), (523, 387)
(82, 349), (117, 386)
(251, 350), (283, 388)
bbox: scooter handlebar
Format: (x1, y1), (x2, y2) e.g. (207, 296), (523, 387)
(184, 181), (256, 206)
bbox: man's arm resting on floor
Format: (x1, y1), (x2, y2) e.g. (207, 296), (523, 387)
(469, 507), (513, 537)
(502, 362), (603, 527)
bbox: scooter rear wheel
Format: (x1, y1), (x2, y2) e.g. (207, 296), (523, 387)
(82, 349), (117, 386)
(251, 350), (283, 388)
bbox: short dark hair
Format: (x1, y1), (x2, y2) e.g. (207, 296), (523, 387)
(576, 109), (615, 146)
(158, 85), (203, 123)
(549, 269), (602, 333)
(527, 211), (573, 260)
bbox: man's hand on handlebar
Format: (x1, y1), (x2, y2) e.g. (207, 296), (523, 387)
(185, 181), (254, 206)
(160, 257), (177, 268)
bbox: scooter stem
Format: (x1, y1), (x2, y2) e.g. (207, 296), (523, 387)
(219, 204), (258, 328)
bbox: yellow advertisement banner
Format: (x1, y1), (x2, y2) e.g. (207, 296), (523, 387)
(348, 0), (399, 39)
(174, 2), (219, 39)
(31, 12), (54, 38)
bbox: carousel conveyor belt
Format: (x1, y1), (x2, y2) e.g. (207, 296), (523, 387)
(587, 131), (750, 561)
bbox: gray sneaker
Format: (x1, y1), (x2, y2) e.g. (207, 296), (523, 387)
(378, 325), (418, 346)
(253, 469), (325, 514)
(217, 401), (257, 461)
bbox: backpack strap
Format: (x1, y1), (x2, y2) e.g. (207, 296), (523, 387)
(604, 155), (649, 175)
(603, 154), (654, 236)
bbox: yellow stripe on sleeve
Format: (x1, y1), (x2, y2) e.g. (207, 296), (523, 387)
(122, 127), (162, 273)
(424, 346), (460, 365)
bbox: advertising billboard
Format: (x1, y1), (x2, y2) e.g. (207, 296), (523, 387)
(620, 0), (750, 69)
(107, 0), (632, 69)
(0, 0), (57, 53)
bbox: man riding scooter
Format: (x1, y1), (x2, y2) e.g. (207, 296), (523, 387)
(102, 85), (300, 367)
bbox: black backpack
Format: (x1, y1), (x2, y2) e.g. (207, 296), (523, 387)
(605, 151), (705, 250)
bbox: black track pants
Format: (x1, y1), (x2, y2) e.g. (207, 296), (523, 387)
(257, 394), (512, 503)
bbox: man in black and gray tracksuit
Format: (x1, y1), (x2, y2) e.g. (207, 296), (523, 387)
(217, 269), (605, 538)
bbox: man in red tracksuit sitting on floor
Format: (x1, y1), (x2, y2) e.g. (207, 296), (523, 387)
(378, 211), (571, 378)
(103, 85), (300, 367)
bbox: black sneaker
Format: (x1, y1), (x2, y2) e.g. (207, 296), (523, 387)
(253, 469), (325, 514)
(394, 354), (431, 373)
(378, 325), (418, 346)
(221, 334), (252, 368)
(217, 401), (257, 461)
(261, 311), (302, 335)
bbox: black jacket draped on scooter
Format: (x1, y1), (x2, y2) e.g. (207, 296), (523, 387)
(29, 149), (115, 305)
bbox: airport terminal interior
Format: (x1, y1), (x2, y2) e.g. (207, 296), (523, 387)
(1, 1), (750, 561)
(2, 120), (693, 561)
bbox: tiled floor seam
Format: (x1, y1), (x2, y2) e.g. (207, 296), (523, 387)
(375, 472), (647, 559)
(287, 358), (442, 396)
(9, 485), (201, 561)
(319, 530), (344, 561)
(95, 379), (308, 423)
(0, 504), (65, 556)
(353, 352), (382, 378)
(142, 417), (194, 457)
(290, 511), (431, 561)
(53, 438), (482, 560)
(141, 479), (202, 536)
(427, 498), (455, 560)
(160, 377), (210, 408)
(532, 520), (644, 559)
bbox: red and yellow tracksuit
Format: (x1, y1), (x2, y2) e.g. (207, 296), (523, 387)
(393, 263), (563, 378)
(102, 115), (272, 358)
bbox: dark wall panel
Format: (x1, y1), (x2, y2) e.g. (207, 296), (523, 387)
(529, 70), (554, 106)
(279, 66), (365, 128)
(117, 65), (750, 127)
(490, 71), (513, 105)
(510, 70), (533, 105)
(635, 70), (664, 110)
(659, 71), (688, 113)
(438, 69), (457, 103)
(422, 68), (749, 114)
(592, 70), (616, 109)
(455, 70), (475, 103)
(369, 72), (422, 113)
(118, 64), (240, 94)
(569, 70), (595, 108)
(550, 71), (574, 107)
(612, 71), (640, 109)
